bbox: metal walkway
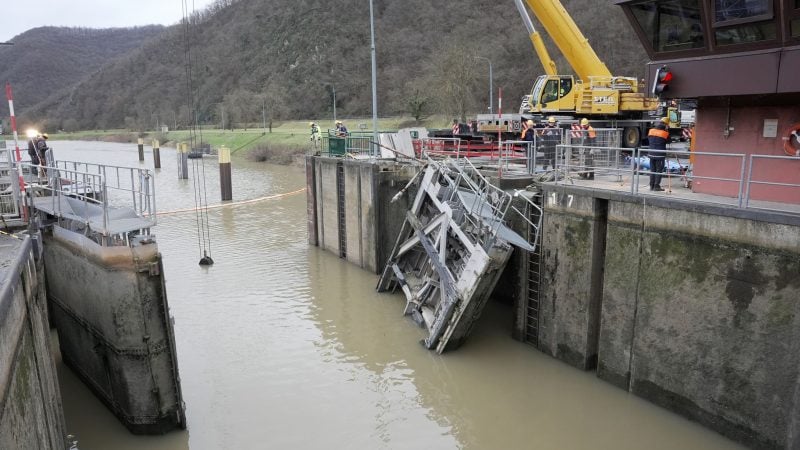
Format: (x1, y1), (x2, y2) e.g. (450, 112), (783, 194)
(27, 160), (156, 242)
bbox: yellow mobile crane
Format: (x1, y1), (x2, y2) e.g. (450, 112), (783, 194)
(516, 0), (657, 117)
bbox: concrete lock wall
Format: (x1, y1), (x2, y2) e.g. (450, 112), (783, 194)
(0, 234), (67, 450)
(308, 156), (414, 273)
(43, 227), (185, 434)
(537, 184), (800, 449)
(537, 189), (607, 370)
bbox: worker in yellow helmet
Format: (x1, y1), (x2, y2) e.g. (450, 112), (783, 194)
(578, 118), (596, 180)
(309, 122), (321, 150)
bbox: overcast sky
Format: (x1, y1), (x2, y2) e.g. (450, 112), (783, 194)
(1, 0), (218, 42)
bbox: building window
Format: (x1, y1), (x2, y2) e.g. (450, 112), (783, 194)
(715, 21), (776, 44)
(630, 0), (705, 52)
(793, 1), (800, 39)
(713, 0), (773, 26)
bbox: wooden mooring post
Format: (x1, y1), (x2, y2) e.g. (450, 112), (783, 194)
(219, 146), (232, 201)
(152, 140), (161, 169)
(137, 138), (145, 162)
(178, 143), (189, 180)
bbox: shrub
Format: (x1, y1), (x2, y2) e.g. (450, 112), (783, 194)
(246, 143), (305, 165)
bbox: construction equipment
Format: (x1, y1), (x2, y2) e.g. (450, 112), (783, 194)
(470, 0), (661, 146)
(516, 0), (658, 117)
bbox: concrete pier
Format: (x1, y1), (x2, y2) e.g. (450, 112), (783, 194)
(44, 226), (185, 434)
(306, 156), (415, 273)
(0, 234), (67, 450)
(526, 184), (800, 449)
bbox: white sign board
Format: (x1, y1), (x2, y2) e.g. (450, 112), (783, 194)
(763, 119), (779, 138)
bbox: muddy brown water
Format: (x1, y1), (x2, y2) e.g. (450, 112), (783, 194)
(50, 141), (743, 449)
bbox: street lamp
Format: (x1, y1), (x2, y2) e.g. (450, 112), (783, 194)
(331, 84), (337, 122)
(474, 56), (493, 114)
(0, 43), (13, 46)
(369, 0), (379, 156)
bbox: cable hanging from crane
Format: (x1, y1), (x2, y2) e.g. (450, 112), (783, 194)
(181, 0), (214, 266)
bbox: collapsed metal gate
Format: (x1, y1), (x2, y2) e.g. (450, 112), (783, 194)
(377, 158), (541, 353)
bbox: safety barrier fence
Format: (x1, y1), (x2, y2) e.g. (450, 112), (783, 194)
(317, 132), (375, 157)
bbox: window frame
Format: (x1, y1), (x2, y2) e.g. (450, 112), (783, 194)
(789, 0), (800, 42)
(624, 0), (710, 57)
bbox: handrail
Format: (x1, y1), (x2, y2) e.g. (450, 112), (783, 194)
(21, 160), (156, 238)
(550, 144), (799, 213)
(744, 154), (800, 213)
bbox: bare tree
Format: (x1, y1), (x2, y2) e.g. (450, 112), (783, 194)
(428, 42), (480, 122)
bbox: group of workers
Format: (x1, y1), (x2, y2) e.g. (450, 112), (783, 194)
(521, 116), (596, 177)
(309, 120), (348, 145)
(520, 115), (672, 189)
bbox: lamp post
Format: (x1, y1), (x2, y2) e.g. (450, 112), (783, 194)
(331, 84), (337, 123)
(262, 97), (266, 131)
(369, 0), (379, 156)
(474, 56), (493, 114)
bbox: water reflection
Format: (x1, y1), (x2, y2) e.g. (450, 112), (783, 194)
(49, 141), (742, 450)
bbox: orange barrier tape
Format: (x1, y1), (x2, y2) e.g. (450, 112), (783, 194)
(156, 187), (307, 216)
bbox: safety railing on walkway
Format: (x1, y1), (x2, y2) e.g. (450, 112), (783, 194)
(744, 154), (800, 214)
(551, 144), (800, 214)
(23, 160), (156, 240)
(54, 161), (156, 218)
(449, 157), (513, 249)
(317, 132), (375, 157)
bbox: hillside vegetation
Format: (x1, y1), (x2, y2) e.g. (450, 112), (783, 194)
(5, 0), (648, 132)
(0, 26), (163, 122)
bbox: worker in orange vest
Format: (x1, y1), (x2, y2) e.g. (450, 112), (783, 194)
(647, 118), (670, 191)
(520, 119), (535, 142)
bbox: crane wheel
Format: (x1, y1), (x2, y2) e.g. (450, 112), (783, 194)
(623, 127), (641, 148)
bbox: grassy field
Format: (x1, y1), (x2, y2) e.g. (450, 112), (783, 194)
(4, 116), (454, 159)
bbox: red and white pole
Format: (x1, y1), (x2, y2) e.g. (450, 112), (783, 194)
(5, 82), (28, 220)
(497, 87), (502, 176)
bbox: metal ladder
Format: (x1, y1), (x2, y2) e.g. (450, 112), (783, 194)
(336, 162), (347, 258)
(525, 194), (544, 348)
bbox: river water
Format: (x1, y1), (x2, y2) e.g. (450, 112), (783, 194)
(49, 141), (742, 450)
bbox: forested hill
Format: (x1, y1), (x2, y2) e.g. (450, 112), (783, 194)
(9, 0), (647, 131)
(0, 26), (164, 121)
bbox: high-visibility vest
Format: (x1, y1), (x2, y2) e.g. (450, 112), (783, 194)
(648, 128), (669, 140)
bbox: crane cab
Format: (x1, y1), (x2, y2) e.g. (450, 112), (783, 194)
(528, 75), (577, 113)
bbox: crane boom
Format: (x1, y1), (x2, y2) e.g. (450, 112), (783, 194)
(522, 0), (611, 82)
(514, 0), (557, 76)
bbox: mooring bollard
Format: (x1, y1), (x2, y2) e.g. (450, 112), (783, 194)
(153, 140), (162, 169)
(219, 146), (232, 201)
(138, 138), (145, 162)
(178, 143), (189, 180)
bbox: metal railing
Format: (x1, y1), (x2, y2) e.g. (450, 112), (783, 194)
(744, 154), (800, 213)
(54, 161), (156, 218)
(448, 157), (514, 249)
(550, 144), (800, 214)
(318, 132), (375, 157)
(21, 160), (156, 239)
